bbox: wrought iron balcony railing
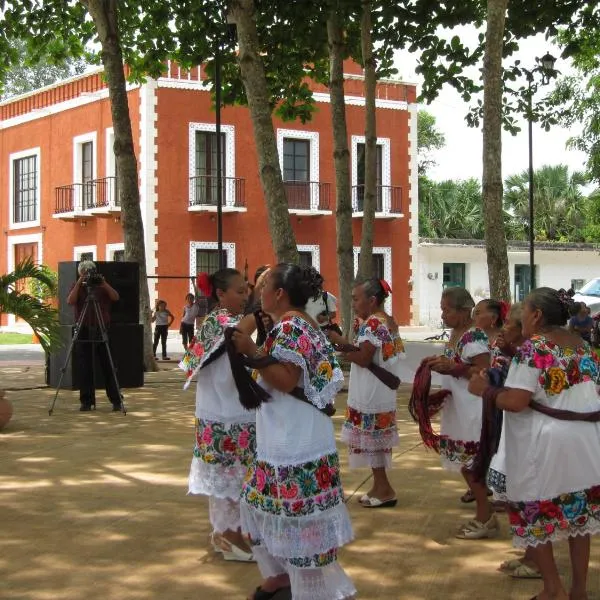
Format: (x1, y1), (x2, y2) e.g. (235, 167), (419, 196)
(54, 176), (119, 214)
(189, 175), (246, 208)
(352, 185), (403, 214)
(284, 180), (330, 211)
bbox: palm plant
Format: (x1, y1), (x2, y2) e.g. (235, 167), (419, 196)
(0, 258), (62, 353)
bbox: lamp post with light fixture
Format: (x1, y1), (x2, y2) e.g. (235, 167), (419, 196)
(523, 51), (557, 292)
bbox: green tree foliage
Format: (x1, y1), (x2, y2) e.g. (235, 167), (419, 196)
(503, 165), (587, 242)
(417, 110), (446, 176)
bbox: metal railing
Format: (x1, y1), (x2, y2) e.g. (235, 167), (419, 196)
(284, 180), (330, 211)
(54, 176), (118, 214)
(189, 175), (246, 208)
(352, 185), (403, 214)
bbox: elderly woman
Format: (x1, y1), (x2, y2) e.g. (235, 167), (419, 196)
(232, 263), (355, 600)
(470, 288), (600, 600)
(426, 287), (496, 539)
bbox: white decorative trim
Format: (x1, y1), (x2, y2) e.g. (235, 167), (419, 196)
(353, 246), (392, 313)
(105, 243), (125, 261)
(105, 127), (115, 178)
(189, 241), (236, 292)
(297, 244), (321, 271)
(277, 129), (320, 210)
(350, 135), (391, 212)
(189, 122), (236, 207)
(73, 245), (97, 261)
(0, 82), (139, 130)
(342, 72), (418, 87)
(139, 80), (159, 301)
(313, 92), (408, 111)
(408, 103), (419, 325)
(8, 147), (41, 230)
(158, 78), (211, 91)
(6, 233), (43, 328)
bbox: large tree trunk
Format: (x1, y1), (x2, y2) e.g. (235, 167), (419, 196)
(83, 0), (158, 371)
(327, 6), (353, 336)
(229, 0), (298, 264)
(482, 0), (511, 301)
(357, 0), (377, 280)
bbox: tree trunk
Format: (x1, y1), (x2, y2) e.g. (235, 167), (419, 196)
(327, 6), (353, 336)
(229, 0), (299, 264)
(357, 0), (377, 280)
(82, 0), (158, 371)
(482, 0), (511, 301)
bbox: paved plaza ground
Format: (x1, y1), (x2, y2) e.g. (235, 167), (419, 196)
(1, 363), (599, 600)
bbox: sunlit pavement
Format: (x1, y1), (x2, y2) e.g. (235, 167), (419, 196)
(1, 365), (598, 600)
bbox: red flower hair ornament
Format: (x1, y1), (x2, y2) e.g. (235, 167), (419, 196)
(380, 279), (392, 297)
(499, 300), (510, 322)
(196, 272), (213, 297)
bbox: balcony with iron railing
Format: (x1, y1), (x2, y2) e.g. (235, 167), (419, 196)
(284, 180), (331, 214)
(53, 176), (120, 219)
(351, 185), (404, 218)
(188, 175), (246, 212)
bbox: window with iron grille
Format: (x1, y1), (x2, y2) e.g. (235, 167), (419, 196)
(357, 253), (385, 280)
(283, 139), (310, 182)
(81, 141), (94, 209)
(195, 131), (226, 205)
(443, 263), (466, 289)
(356, 143), (383, 211)
(196, 249), (227, 275)
(113, 250), (125, 262)
(298, 251), (313, 268)
(13, 155), (37, 223)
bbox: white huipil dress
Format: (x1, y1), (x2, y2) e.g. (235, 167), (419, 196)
(180, 308), (256, 534)
(240, 315), (355, 600)
(342, 315), (405, 469)
(503, 335), (600, 548)
(439, 327), (490, 471)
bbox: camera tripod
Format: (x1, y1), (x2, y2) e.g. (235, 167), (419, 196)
(48, 285), (127, 416)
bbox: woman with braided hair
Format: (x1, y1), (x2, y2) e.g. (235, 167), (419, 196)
(327, 277), (405, 508)
(469, 288), (600, 600)
(231, 263), (355, 600)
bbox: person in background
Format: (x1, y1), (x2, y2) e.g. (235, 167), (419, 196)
(180, 293), (200, 351)
(152, 300), (174, 360)
(469, 288), (600, 600)
(568, 301), (594, 343)
(246, 265), (274, 346)
(305, 288), (338, 331)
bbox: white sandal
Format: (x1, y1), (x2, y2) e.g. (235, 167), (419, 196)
(210, 532), (255, 562)
(455, 514), (499, 539)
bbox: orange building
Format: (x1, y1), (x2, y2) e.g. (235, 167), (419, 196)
(0, 62), (419, 328)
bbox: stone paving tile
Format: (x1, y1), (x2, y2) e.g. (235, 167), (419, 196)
(0, 366), (598, 599)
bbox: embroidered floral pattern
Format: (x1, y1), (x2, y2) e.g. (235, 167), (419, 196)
(193, 418), (256, 468)
(179, 309), (241, 388)
(241, 453), (343, 518)
(439, 436), (479, 465)
(354, 315), (405, 361)
(444, 327), (489, 363)
(344, 406), (396, 432)
(487, 467), (507, 497)
(262, 316), (343, 409)
(288, 548), (338, 568)
(513, 335), (600, 396)
(508, 485), (600, 546)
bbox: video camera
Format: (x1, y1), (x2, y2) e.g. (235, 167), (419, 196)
(82, 267), (105, 287)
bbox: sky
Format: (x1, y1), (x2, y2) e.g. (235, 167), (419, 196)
(393, 29), (590, 185)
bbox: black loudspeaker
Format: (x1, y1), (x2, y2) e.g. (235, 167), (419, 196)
(46, 323), (144, 389)
(58, 261), (140, 325)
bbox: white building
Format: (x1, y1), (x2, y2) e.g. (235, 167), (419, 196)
(416, 238), (600, 326)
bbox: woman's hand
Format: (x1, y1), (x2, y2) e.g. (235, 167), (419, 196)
(231, 329), (258, 357)
(326, 330), (345, 345)
(468, 370), (490, 396)
(428, 356), (456, 374)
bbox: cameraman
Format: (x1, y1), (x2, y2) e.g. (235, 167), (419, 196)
(66, 260), (121, 412)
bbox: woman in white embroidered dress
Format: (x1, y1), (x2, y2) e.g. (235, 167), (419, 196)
(328, 277), (405, 508)
(470, 288), (600, 600)
(232, 263), (355, 600)
(181, 268), (257, 562)
(426, 287), (497, 539)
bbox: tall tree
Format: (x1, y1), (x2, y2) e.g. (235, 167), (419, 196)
(481, 0), (510, 301)
(327, 2), (354, 334)
(357, 0), (378, 280)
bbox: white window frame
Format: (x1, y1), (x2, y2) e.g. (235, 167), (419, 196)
(353, 246), (392, 313)
(189, 241), (236, 292)
(6, 233), (43, 327)
(351, 135), (391, 212)
(189, 122), (236, 206)
(73, 131), (97, 212)
(9, 147), (41, 230)
(106, 242), (125, 261)
(73, 245), (97, 261)
(297, 244), (321, 271)
(277, 129), (320, 211)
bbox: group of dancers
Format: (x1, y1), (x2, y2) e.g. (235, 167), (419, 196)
(179, 263), (600, 600)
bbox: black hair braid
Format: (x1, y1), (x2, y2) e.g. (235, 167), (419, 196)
(209, 268), (241, 302)
(271, 263), (324, 309)
(527, 287), (571, 327)
(357, 277), (388, 306)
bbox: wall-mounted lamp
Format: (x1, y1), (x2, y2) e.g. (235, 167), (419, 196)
(427, 272), (438, 280)
(113, 215), (121, 224)
(80, 220), (87, 228)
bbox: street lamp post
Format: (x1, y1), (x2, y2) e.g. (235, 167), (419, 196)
(525, 51), (557, 292)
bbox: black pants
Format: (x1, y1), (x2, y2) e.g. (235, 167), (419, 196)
(153, 325), (168, 358)
(180, 323), (195, 347)
(75, 326), (121, 408)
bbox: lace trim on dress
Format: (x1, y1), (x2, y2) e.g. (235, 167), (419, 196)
(341, 425), (399, 452)
(188, 458), (249, 499)
(286, 560), (357, 600)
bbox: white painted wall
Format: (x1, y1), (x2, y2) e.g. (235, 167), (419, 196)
(418, 242), (600, 326)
